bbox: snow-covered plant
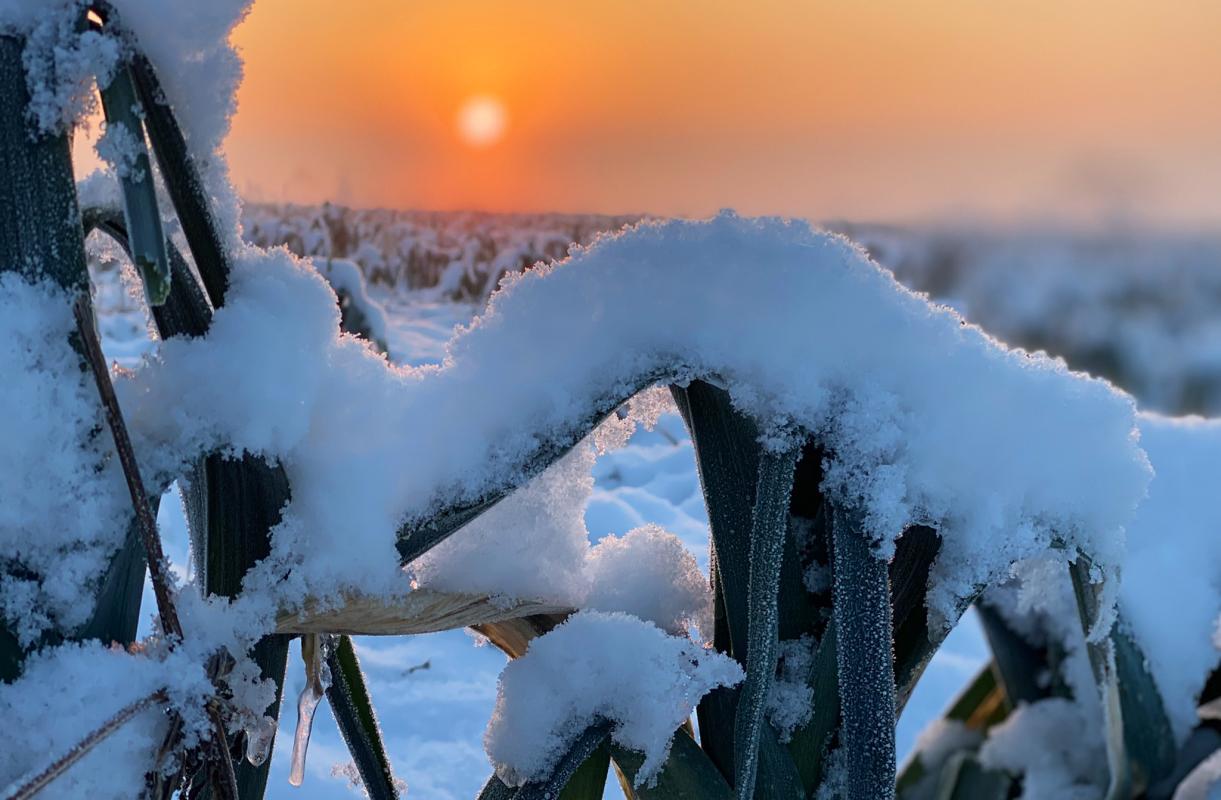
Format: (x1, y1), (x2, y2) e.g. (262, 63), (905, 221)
(3, 3), (1221, 800)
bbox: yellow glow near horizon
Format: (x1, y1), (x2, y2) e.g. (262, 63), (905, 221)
(199, 1), (1221, 226)
(456, 96), (508, 148)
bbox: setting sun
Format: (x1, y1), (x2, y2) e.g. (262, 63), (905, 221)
(456, 95), (508, 148)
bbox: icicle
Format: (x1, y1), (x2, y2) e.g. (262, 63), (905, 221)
(243, 715), (277, 767)
(288, 634), (333, 786)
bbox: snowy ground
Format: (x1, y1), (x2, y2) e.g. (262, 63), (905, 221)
(93, 261), (990, 799)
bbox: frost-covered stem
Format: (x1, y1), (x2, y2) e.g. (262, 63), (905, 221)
(2, 689), (167, 800)
(72, 295), (182, 639)
(325, 636), (401, 799)
(831, 504), (896, 800)
(1068, 555), (1130, 800)
(733, 446), (798, 800)
(72, 297), (239, 800)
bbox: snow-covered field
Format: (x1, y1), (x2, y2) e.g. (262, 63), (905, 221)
(90, 208), (1206, 798)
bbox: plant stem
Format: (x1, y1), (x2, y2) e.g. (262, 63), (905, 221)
(2, 689), (167, 800)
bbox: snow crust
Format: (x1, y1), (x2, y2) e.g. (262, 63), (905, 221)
(483, 611), (742, 786)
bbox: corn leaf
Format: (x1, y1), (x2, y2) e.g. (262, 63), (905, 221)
(326, 635), (402, 799)
(733, 447), (798, 800)
(612, 730), (734, 800)
(96, 64), (170, 305)
(831, 503), (896, 800)
(976, 601), (1047, 707)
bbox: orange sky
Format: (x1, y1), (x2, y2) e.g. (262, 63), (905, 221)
(82, 1), (1221, 226)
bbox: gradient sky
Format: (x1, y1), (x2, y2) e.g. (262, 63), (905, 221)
(81, 1), (1221, 226)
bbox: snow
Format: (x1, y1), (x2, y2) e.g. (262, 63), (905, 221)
(312, 256), (390, 351)
(18, 4), (119, 136)
(0, 640), (213, 799)
(978, 698), (1107, 800)
(483, 611), (743, 787)
(75, 217), (1207, 799)
(765, 635), (817, 740)
(1121, 413), (1221, 741)
(910, 718), (982, 774)
(0, 274), (129, 643)
(416, 441), (710, 637)
(114, 215), (1151, 636)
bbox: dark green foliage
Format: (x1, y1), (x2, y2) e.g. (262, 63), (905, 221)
(96, 64), (170, 305)
(612, 731), (734, 800)
(669, 381), (813, 798)
(930, 753), (1011, 800)
(976, 601), (1048, 707)
(557, 740), (611, 800)
(734, 447), (799, 799)
(832, 503), (896, 800)
(1112, 624), (1176, 789)
(787, 623), (838, 794)
(326, 635), (402, 799)
(476, 723), (611, 800)
(0, 35), (88, 293)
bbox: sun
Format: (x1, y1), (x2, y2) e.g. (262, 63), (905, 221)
(456, 95), (508, 148)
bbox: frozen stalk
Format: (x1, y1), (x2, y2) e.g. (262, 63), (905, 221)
(733, 445), (798, 800)
(289, 634), (333, 786)
(832, 503), (896, 800)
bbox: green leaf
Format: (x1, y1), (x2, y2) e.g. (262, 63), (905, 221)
(125, 47), (231, 308)
(96, 65), (170, 305)
(670, 381), (812, 797)
(476, 775), (515, 800)
(612, 730), (734, 800)
(832, 503), (896, 800)
(475, 723), (611, 800)
(931, 752), (1011, 800)
(0, 35), (89, 293)
(326, 635), (402, 799)
(976, 601), (1047, 707)
(897, 665), (1010, 797)
(943, 663), (1008, 728)
(1068, 556), (1130, 800)
(786, 622), (838, 794)
(557, 740), (610, 800)
(1112, 621), (1176, 788)
(733, 447), (798, 800)
(890, 525), (941, 713)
